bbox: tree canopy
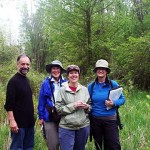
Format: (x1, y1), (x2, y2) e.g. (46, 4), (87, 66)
(0, 0), (150, 89)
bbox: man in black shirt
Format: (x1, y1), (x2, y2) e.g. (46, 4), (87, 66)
(4, 54), (35, 150)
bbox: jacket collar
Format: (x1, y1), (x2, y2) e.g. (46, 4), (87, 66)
(63, 82), (82, 93)
(48, 75), (65, 81)
(48, 75), (66, 87)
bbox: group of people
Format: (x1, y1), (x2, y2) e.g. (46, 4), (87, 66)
(4, 54), (125, 150)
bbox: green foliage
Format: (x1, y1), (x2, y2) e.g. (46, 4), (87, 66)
(0, 84), (7, 124)
(112, 34), (150, 90)
(0, 125), (9, 150)
(34, 121), (47, 150)
(0, 31), (20, 65)
(120, 90), (150, 149)
(19, 0), (150, 89)
(0, 62), (150, 149)
(2, 89), (149, 149)
(1, 0), (149, 147)
(0, 60), (16, 86)
(28, 69), (45, 97)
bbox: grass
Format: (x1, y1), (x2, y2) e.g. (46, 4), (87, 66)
(120, 90), (150, 150)
(0, 89), (150, 150)
(0, 125), (9, 150)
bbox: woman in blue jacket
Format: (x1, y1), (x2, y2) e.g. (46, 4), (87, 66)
(38, 60), (67, 150)
(88, 59), (125, 150)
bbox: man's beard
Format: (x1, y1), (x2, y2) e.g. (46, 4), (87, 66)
(19, 68), (29, 76)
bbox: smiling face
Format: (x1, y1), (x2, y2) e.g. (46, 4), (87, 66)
(68, 70), (79, 84)
(17, 56), (31, 76)
(51, 66), (61, 81)
(96, 67), (107, 81)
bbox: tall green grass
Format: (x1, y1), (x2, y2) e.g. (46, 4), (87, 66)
(120, 90), (150, 150)
(33, 90), (150, 150)
(0, 125), (9, 150)
(0, 79), (149, 150)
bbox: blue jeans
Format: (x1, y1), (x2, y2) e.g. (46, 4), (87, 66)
(59, 126), (90, 150)
(10, 127), (34, 150)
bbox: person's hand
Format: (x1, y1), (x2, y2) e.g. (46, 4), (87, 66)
(105, 99), (114, 108)
(39, 119), (44, 126)
(9, 119), (19, 133)
(81, 104), (90, 110)
(74, 100), (89, 109)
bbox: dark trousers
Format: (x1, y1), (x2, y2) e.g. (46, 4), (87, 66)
(90, 116), (121, 150)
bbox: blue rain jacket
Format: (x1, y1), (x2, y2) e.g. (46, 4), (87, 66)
(38, 76), (67, 122)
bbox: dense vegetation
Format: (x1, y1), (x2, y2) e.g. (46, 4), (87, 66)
(20, 0), (150, 89)
(1, 0), (149, 90)
(0, 0), (150, 149)
(0, 66), (150, 149)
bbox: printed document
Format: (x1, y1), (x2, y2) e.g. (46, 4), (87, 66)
(106, 87), (123, 110)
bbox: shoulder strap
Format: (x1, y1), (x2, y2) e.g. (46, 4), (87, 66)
(49, 80), (55, 104)
(90, 81), (95, 99)
(109, 80), (113, 89)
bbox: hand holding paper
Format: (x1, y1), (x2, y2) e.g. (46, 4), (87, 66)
(106, 87), (123, 110)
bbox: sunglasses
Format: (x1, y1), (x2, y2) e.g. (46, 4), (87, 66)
(96, 67), (107, 70)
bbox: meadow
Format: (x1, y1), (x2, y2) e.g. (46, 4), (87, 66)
(0, 86), (150, 150)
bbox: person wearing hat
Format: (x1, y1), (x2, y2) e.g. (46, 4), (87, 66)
(38, 60), (67, 150)
(88, 59), (125, 150)
(55, 65), (91, 150)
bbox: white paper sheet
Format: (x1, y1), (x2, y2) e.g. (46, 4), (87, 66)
(106, 87), (123, 110)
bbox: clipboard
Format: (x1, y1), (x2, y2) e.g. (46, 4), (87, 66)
(106, 87), (123, 110)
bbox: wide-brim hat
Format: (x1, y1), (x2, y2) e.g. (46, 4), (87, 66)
(93, 59), (111, 74)
(46, 60), (66, 73)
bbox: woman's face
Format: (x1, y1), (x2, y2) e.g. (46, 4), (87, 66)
(68, 70), (79, 83)
(51, 66), (61, 80)
(96, 67), (107, 79)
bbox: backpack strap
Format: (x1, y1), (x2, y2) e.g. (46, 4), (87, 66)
(49, 80), (56, 104)
(116, 108), (123, 130)
(109, 80), (123, 130)
(89, 81), (95, 99)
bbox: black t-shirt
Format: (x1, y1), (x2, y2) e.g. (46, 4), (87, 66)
(4, 72), (35, 128)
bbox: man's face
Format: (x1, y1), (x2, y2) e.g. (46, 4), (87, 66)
(17, 56), (31, 76)
(51, 66), (61, 81)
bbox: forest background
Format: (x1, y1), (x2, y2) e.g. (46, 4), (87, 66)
(0, 0), (150, 149)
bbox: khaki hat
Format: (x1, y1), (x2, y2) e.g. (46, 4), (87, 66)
(66, 65), (80, 74)
(93, 59), (111, 73)
(46, 60), (66, 73)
